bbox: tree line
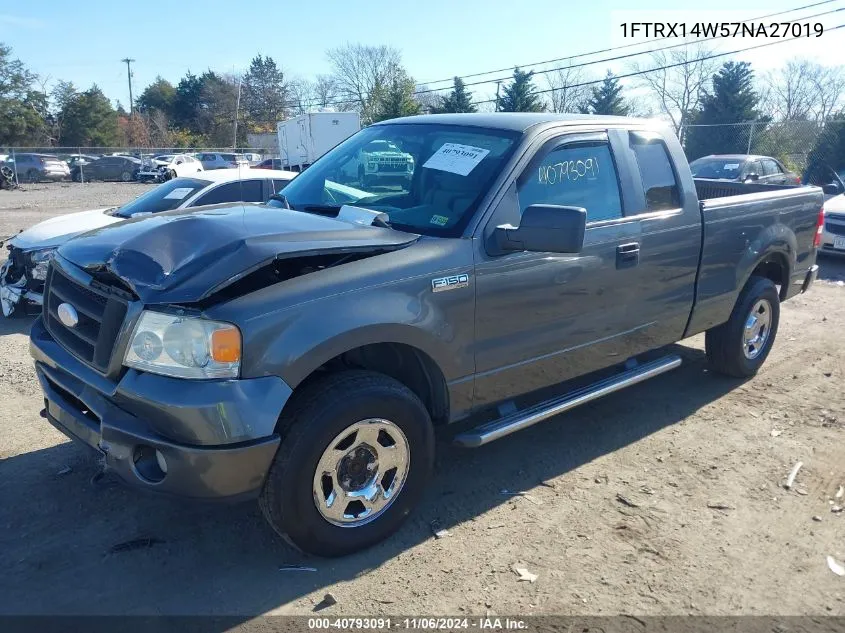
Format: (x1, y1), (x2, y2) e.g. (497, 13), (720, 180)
(1, 40), (843, 168)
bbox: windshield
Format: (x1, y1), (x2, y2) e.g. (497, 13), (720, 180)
(276, 123), (521, 237)
(689, 157), (747, 179)
(113, 177), (211, 218)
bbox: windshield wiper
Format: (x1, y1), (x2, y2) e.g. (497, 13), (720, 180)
(268, 193), (294, 210)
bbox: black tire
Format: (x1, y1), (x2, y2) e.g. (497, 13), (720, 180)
(259, 370), (434, 557)
(26, 169), (39, 183)
(120, 170), (132, 182)
(705, 276), (780, 378)
(72, 170), (82, 182)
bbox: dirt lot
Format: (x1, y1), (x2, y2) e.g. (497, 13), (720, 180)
(0, 182), (843, 617)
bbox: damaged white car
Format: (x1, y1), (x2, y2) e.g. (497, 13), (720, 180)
(0, 169), (299, 316)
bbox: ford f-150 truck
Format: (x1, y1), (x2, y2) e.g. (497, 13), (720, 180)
(30, 114), (823, 557)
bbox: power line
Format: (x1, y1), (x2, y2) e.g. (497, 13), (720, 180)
(413, 6), (843, 96)
(472, 23), (845, 105)
(417, 0), (840, 86)
(280, 8), (843, 111)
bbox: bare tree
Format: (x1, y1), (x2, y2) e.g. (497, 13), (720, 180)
(313, 74), (339, 109)
(812, 65), (845, 121)
(545, 64), (590, 113)
(287, 78), (316, 115)
(631, 45), (718, 141)
(413, 84), (441, 114)
(326, 43), (403, 122)
(762, 60), (845, 122)
(763, 59), (816, 121)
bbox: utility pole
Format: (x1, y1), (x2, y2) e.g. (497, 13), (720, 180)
(494, 80), (502, 113)
(233, 73), (243, 149)
(121, 58), (135, 114)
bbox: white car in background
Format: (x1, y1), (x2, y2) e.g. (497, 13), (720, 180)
(137, 153), (204, 182)
(0, 169), (298, 316)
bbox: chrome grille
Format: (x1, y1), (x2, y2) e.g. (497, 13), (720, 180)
(43, 264), (128, 372)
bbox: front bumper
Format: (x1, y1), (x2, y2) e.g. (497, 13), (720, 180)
(30, 316), (290, 500)
(820, 221), (845, 256)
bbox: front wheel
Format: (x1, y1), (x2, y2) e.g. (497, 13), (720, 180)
(706, 276), (781, 378)
(120, 170), (132, 182)
(259, 370), (434, 557)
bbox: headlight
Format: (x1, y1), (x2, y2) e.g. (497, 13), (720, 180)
(124, 310), (241, 379)
(29, 248), (56, 281)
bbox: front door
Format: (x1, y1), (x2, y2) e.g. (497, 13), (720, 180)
(472, 132), (647, 407)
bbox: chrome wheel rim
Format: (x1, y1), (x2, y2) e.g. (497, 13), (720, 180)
(313, 418), (410, 527)
(743, 299), (772, 359)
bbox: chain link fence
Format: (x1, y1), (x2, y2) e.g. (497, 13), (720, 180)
(680, 119), (845, 176)
(0, 147), (275, 186)
(3, 119), (845, 186)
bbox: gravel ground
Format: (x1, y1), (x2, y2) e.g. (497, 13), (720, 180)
(0, 183), (843, 617)
(0, 181), (154, 239)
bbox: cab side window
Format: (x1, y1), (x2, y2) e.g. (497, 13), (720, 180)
(629, 134), (680, 211)
(517, 142), (622, 223)
(193, 180), (264, 206)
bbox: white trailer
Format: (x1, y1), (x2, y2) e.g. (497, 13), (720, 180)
(277, 112), (361, 171)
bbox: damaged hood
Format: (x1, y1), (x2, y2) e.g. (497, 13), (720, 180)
(9, 208), (121, 250)
(57, 203), (419, 304)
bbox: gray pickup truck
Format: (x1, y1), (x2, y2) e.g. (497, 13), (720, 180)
(30, 114), (823, 556)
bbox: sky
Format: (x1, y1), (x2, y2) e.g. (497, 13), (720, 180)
(1, 0), (843, 107)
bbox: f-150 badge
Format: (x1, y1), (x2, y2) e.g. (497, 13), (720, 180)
(431, 274), (469, 292)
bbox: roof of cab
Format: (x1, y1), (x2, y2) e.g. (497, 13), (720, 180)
(375, 112), (655, 133)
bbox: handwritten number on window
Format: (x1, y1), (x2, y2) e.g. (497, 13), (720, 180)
(538, 157), (599, 185)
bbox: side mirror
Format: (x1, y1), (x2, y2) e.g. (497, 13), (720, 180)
(495, 204), (586, 254)
(745, 173), (760, 182)
(823, 182), (843, 196)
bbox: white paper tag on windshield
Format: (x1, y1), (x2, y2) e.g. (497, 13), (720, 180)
(723, 163), (740, 170)
(423, 143), (490, 176)
(163, 187), (194, 200)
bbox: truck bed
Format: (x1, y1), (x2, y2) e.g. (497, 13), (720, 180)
(686, 180), (823, 337)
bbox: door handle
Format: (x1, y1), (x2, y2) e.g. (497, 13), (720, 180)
(616, 242), (640, 268)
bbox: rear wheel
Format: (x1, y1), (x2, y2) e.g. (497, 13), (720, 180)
(120, 170), (132, 182)
(706, 276), (780, 378)
(259, 370), (434, 557)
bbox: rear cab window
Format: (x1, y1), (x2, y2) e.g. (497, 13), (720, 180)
(517, 140), (623, 223)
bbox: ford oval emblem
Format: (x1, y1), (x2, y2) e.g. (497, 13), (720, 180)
(57, 303), (79, 328)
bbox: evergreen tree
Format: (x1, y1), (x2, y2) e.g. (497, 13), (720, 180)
(59, 86), (119, 146)
(242, 54), (288, 127)
(582, 71), (629, 116)
(136, 76), (176, 117)
(498, 68), (542, 112)
(373, 71), (421, 122)
(684, 62), (765, 159)
(435, 77), (476, 113)
(172, 72), (204, 130)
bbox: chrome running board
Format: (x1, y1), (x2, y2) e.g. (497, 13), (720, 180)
(453, 355), (682, 447)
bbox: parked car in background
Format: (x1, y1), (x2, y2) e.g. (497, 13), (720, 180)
(805, 165), (845, 256)
(690, 154), (800, 185)
(5, 153), (70, 182)
(243, 152), (263, 165)
(66, 154), (99, 168)
(0, 168), (298, 316)
(70, 155), (142, 182)
(253, 158), (283, 170)
(137, 153), (204, 182)
(197, 152), (250, 170)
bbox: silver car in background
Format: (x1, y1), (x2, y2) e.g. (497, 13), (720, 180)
(197, 152), (250, 170)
